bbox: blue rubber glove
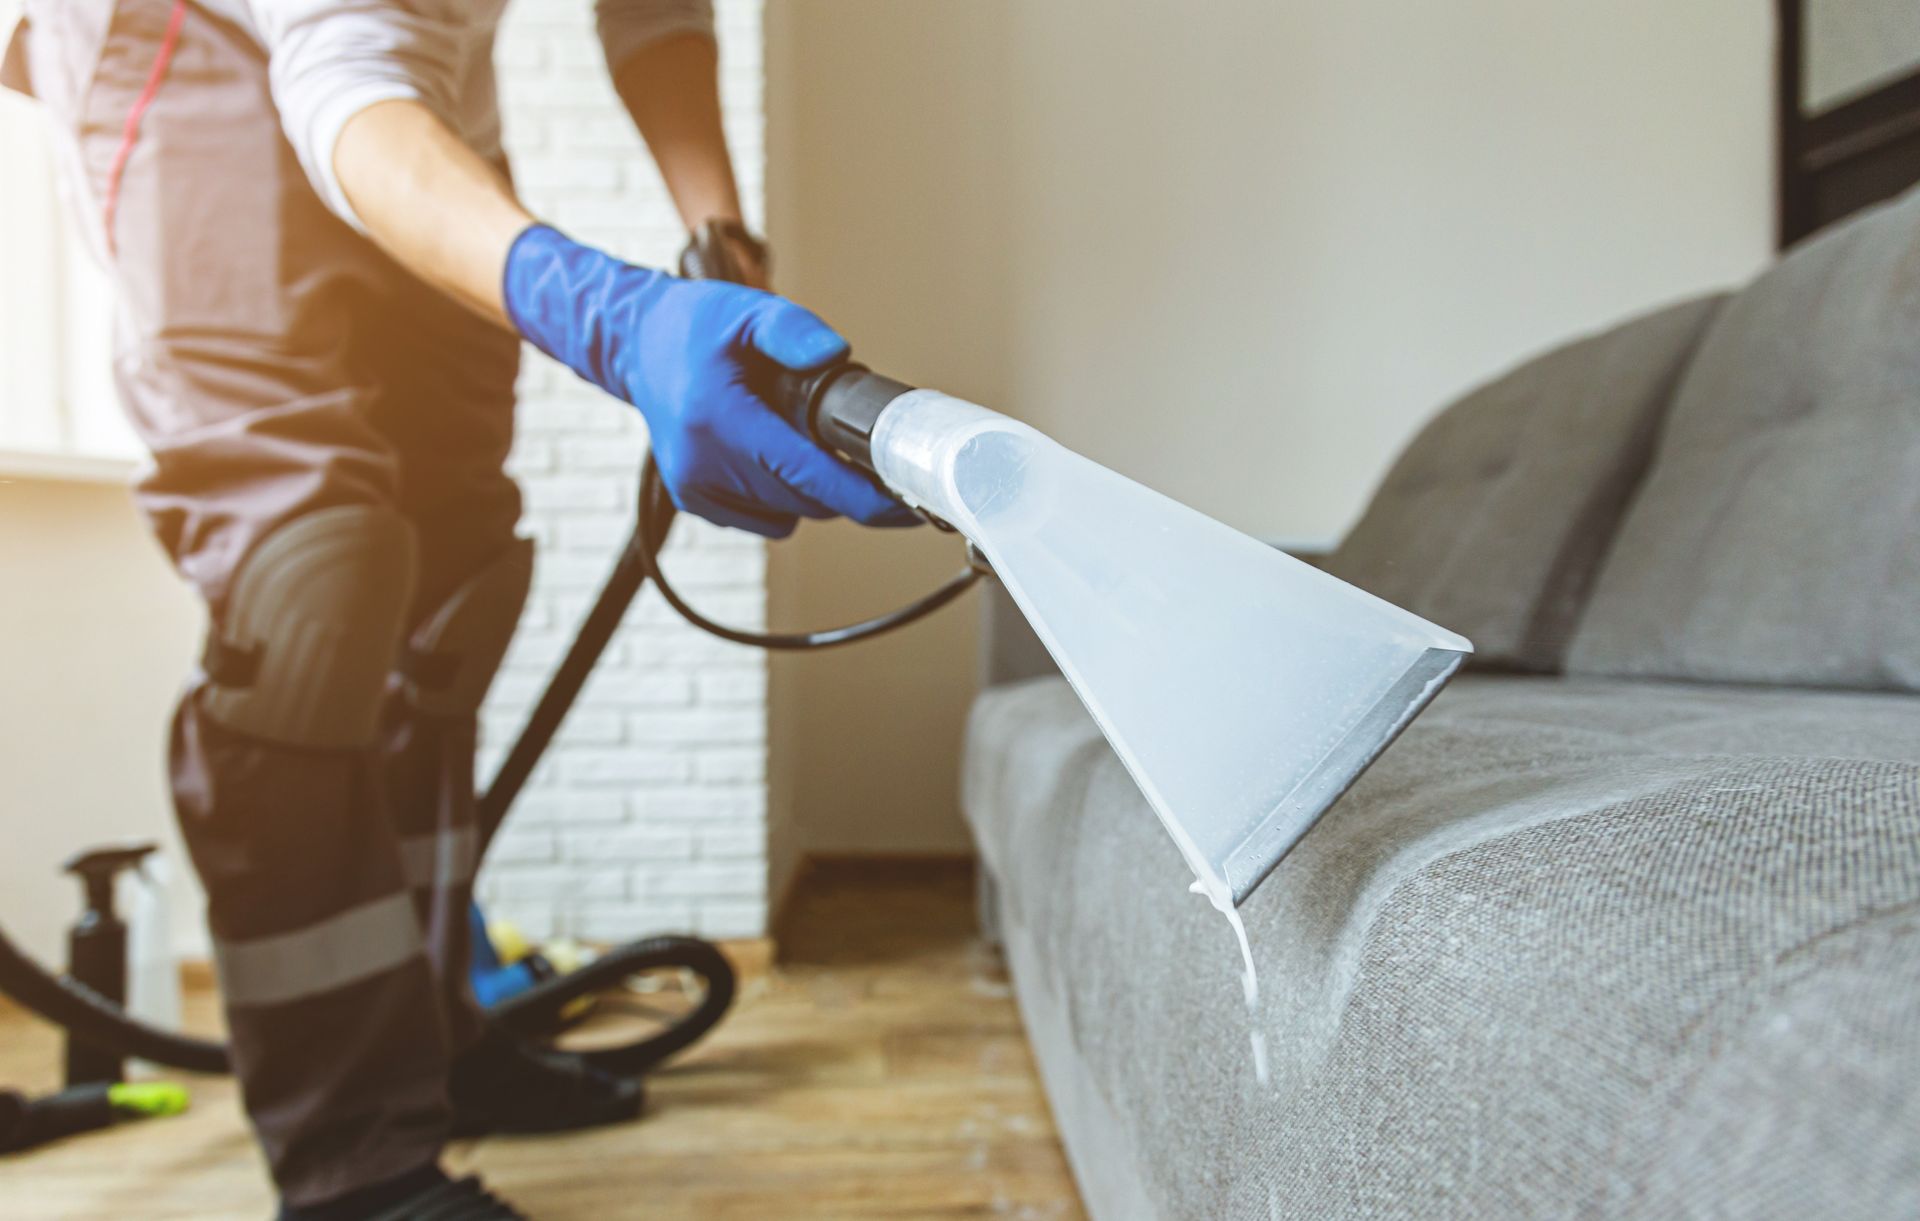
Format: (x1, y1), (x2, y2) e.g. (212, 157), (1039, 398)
(502, 224), (917, 537)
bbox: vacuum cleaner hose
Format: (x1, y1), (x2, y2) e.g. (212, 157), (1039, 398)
(0, 917), (737, 1080)
(486, 934), (737, 1077)
(0, 924), (229, 1075)
(635, 454), (979, 651)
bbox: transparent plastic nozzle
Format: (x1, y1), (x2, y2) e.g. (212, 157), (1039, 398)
(872, 392), (1473, 907)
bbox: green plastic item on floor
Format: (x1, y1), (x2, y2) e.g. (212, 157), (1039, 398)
(0, 1080), (190, 1154)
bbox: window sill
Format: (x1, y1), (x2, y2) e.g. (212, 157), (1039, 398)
(0, 447), (139, 485)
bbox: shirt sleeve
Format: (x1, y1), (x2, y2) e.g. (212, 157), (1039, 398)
(244, 1), (470, 232)
(595, 0), (715, 77)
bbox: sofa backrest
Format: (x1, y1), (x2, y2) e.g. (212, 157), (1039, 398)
(1322, 295), (1725, 672)
(1568, 185), (1920, 691)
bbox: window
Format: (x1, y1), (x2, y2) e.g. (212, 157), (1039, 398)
(0, 4), (137, 480)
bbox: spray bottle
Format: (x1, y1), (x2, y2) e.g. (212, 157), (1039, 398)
(61, 844), (155, 1086)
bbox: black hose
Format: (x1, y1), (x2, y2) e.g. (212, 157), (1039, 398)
(0, 925), (228, 1075)
(636, 456), (980, 651)
(486, 934), (737, 1076)
(0, 918), (735, 1080)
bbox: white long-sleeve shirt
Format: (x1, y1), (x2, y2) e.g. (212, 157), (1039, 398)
(199, 0), (714, 228)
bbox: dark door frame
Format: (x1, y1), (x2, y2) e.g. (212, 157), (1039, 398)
(1775, 0), (1920, 248)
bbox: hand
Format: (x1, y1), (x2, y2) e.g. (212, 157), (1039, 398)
(503, 225), (917, 537)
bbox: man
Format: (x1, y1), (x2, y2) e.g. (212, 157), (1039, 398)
(5, 1), (907, 1217)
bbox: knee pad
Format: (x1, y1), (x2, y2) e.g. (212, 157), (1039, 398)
(401, 537), (534, 718)
(201, 506), (418, 749)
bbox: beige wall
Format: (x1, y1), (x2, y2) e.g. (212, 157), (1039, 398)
(765, 1), (1012, 892)
(767, 0), (1776, 871)
(0, 475), (205, 962)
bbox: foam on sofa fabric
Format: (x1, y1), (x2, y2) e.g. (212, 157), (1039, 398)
(1569, 186), (1920, 690)
(1323, 294), (1725, 673)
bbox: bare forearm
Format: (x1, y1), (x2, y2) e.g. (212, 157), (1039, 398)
(333, 99), (534, 325)
(613, 33), (741, 230)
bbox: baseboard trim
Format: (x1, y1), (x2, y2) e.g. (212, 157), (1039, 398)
(176, 934), (779, 996)
(769, 852), (978, 953)
(768, 854), (817, 950)
(715, 937), (775, 984)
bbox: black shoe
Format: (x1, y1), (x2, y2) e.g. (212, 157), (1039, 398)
(277, 1166), (524, 1221)
(448, 1029), (643, 1138)
(365, 1175), (528, 1221)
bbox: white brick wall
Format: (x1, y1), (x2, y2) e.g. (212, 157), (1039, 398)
(477, 0), (771, 943)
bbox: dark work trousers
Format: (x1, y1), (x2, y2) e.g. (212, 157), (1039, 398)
(16, 1), (523, 1204)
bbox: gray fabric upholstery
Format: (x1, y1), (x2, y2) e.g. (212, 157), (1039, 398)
(1569, 186), (1920, 690)
(963, 674), (1920, 1219)
(1323, 295), (1724, 672)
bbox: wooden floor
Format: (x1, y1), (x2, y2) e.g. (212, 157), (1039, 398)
(0, 861), (1086, 1220)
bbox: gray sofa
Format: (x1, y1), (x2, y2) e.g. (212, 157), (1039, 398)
(961, 186), (1920, 1220)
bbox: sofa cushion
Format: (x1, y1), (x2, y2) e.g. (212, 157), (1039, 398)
(1569, 186), (1920, 690)
(1323, 295), (1724, 672)
(963, 674), (1920, 1219)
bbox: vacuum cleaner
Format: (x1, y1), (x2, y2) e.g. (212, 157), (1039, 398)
(0, 224), (1471, 1089)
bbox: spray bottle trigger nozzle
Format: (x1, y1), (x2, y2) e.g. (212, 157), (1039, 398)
(63, 844), (157, 917)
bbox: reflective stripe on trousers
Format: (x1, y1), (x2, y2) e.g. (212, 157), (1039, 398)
(215, 893), (425, 1009)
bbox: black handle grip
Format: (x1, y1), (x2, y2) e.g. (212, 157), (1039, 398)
(678, 218), (762, 283)
(771, 363), (915, 477)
